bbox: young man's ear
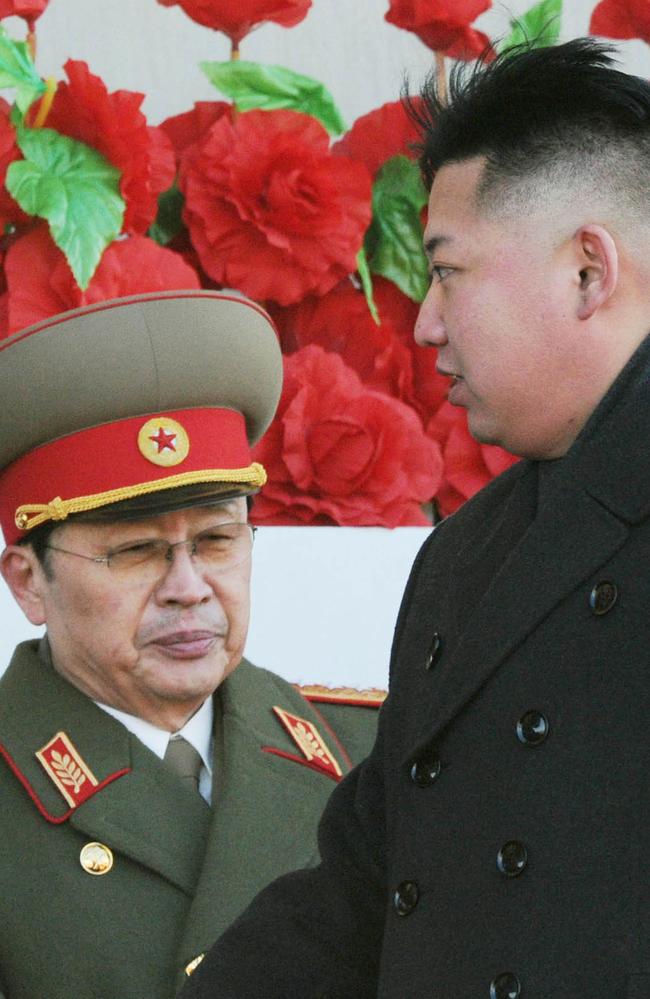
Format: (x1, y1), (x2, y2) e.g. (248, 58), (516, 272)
(0, 546), (47, 626)
(575, 224), (618, 321)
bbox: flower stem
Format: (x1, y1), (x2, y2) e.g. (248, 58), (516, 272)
(32, 77), (57, 129)
(231, 40), (240, 61)
(435, 52), (447, 106)
(27, 23), (36, 62)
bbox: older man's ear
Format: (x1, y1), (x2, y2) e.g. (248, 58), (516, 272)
(0, 546), (47, 626)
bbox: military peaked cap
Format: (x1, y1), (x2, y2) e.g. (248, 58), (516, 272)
(0, 291), (283, 544)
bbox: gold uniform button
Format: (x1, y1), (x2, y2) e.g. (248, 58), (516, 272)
(185, 954), (205, 977)
(79, 842), (114, 875)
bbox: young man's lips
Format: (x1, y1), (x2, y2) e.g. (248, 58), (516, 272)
(150, 631), (219, 658)
(447, 376), (466, 405)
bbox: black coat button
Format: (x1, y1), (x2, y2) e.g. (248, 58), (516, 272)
(589, 580), (618, 615)
(393, 880), (419, 916)
(425, 632), (442, 670)
(410, 757), (441, 787)
(490, 972), (521, 998)
(497, 841), (528, 877)
(516, 710), (549, 747)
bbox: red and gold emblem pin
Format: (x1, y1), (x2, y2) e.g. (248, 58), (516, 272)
(271, 707), (343, 780)
(36, 731), (99, 808)
(137, 416), (190, 467)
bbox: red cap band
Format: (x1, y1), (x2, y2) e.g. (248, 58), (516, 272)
(0, 408), (259, 544)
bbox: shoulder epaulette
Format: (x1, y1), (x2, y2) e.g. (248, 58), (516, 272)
(295, 684), (387, 708)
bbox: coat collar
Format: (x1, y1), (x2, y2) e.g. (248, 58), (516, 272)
(568, 332), (650, 523)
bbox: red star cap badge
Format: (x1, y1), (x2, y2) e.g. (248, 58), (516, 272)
(149, 426), (177, 453)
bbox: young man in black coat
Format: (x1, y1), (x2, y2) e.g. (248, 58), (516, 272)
(181, 40), (650, 998)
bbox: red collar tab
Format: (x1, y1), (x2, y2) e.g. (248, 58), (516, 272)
(264, 706), (344, 781)
(0, 734), (130, 824)
(36, 730), (99, 808)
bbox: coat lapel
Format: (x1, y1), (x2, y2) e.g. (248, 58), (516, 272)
(404, 333), (650, 761)
(415, 482), (627, 750)
(0, 639), (209, 895)
(175, 660), (352, 979)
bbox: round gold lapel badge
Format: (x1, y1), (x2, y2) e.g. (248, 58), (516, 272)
(137, 416), (190, 467)
(79, 842), (114, 876)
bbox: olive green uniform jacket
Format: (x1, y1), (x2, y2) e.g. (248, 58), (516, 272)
(0, 639), (382, 999)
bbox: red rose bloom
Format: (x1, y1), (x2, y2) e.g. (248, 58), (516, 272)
(333, 99), (422, 178)
(160, 101), (231, 163)
(4, 227), (200, 334)
(272, 277), (448, 422)
(251, 344), (443, 527)
(427, 401), (518, 517)
(156, 0), (311, 43)
(180, 109), (372, 306)
(590, 0), (650, 44)
(46, 60), (175, 235)
(0, 0), (48, 25)
(270, 279), (415, 402)
(385, 0), (493, 60)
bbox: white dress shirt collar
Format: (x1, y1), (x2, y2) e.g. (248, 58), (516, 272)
(94, 696), (214, 803)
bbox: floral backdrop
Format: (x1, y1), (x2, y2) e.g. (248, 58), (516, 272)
(0, 0), (647, 527)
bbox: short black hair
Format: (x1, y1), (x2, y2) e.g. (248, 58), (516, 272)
(411, 38), (650, 217)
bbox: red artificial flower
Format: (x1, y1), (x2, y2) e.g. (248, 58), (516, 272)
(427, 400), (518, 517)
(271, 277), (448, 421)
(590, 0), (650, 44)
(0, 0), (48, 25)
(333, 99), (423, 178)
(251, 344), (443, 527)
(160, 101), (231, 163)
(4, 226), (200, 334)
(385, 0), (493, 60)
(156, 0), (311, 44)
(270, 279), (414, 401)
(0, 98), (29, 231)
(45, 60), (175, 235)
(180, 109), (372, 306)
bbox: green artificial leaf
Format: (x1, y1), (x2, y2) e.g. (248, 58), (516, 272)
(7, 127), (125, 289)
(365, 155), (429, 304)
(0, 24), (46, 114)
(500, 0), (562, 53)
(201, 60), (347, 135)
(356, 247), (380, 325)
(148, 183), (184, 246)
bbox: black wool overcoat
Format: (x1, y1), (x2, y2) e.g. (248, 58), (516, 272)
(182, 337), (650, 999)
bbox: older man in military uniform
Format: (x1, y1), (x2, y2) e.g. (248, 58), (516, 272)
(0, 291), (382, 999)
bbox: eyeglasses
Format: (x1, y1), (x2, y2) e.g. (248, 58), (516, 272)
(45, 522), (256, 578)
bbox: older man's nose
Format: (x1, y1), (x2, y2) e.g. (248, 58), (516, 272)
(154, 545), (213, 605)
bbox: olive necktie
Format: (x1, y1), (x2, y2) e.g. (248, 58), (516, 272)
(163, 735), (203, 796)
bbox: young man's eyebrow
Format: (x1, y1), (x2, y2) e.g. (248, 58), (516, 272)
(423, 234), (453, 257)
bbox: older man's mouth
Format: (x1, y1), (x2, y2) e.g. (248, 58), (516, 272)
(151, 631), (219, 658)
